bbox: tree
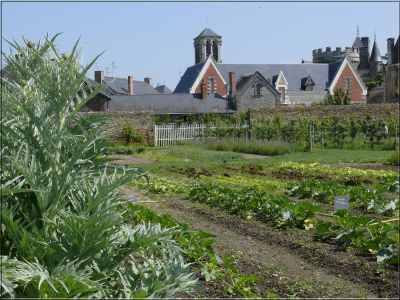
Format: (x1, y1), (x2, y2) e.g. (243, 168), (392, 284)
(348, 119), (359, 144)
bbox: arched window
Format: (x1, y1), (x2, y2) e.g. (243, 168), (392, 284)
(206, 40), (212, 58)
(213, 41), (219, 61)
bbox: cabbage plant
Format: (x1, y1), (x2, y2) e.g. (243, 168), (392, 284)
(0, 35), (196, 298)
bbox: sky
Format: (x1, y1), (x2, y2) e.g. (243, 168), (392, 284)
(2, 1), (399, 90)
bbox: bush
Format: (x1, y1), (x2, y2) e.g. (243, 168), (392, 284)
(207, 141), (290, 156)
(324, 88), (351, 105)
(122, 124), (145, 144)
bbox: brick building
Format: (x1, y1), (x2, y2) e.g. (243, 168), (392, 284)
(175, 28), (367, 106)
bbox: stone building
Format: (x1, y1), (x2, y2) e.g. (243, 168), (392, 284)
(312, 28), (384, 82)
(384, 35), (400, 102)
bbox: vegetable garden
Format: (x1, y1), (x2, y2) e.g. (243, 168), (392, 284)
(2, 35), (399, 298)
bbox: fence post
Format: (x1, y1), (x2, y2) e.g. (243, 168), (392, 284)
(309, 122), (313, 152)
(154, 125), (158, 147)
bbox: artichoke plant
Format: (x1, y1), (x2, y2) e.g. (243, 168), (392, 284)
(1, 35), (196, 298)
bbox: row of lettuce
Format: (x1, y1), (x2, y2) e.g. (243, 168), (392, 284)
(1, 36), (263, 298)
(134, 162), (399, 266)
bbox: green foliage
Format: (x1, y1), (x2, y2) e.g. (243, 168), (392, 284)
(121, 124), (145, 144)
(187, 182), (320, 229)
(1, 35), (197, 298)
(125, 204), (260, 297)
(314, 211), (399, 265)
(386, 150), (400, 166)
(324, 88), (351, 105)
(366, 73), (384, 89)
(286, 179), (399, 215)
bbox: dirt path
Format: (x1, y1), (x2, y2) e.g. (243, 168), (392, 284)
(108, 154), (153, 165)
(121, 187), (398, 298)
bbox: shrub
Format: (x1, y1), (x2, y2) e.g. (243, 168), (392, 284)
(324, 88), (351, 105)
(122, 124), (145, 144)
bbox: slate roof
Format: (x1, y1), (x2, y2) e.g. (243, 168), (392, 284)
(218, 64), (330, 91)
(369, 40), (382, 62)
(108, 93), (231, 114)
(155, 85), (172, 94)
(393, 35), (400, 64)
(174, 63), (331, 93)
(102, 76), (159, 95)
(195, 28), (221, 39)
(174, 63), (205, 93)
(352, 36), (363, 49)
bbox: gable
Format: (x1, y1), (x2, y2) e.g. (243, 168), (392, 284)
(236, 72), (280, 98)
(275, 71), (288, 87)
(190, 56), (227, 96)
(329, 58), (367, 96)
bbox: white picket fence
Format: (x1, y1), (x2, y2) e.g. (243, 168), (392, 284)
(154, 123), (206, 146)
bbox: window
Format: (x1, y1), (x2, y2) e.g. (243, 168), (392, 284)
(207, 77), (216, 94)
(345, 77), (352, 97)
(279, 87), (286, 103)
(254, 84), (263, 97)
(206, 40), (212, 58)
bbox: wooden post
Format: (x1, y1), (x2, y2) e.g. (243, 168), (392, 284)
(154, 125), (158, 147)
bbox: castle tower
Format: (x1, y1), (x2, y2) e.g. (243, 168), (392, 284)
(369, 36), (383, 77)
(194, 28), (222, 64)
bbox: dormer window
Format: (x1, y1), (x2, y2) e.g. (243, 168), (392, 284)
(301, 75), (315, 91)
(275, 71), (289, 104)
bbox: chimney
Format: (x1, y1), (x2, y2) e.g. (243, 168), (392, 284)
(128, 75), (134, 96)
(228, 72), (237, 97)
(201, 79), (208, 99)
(387, 38), (395, 65)
(94, 70), (104, 84)
(144, 77), (151, 85)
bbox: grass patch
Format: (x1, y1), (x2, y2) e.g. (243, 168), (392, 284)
(206, 141), (290, 156)
(386, 150), (400, 166)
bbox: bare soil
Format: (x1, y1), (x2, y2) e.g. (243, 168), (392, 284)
(122, 187), (399, 298)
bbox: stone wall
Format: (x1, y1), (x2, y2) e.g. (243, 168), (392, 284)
(80, 111), (154, 144)
(384, 64), (400, 102)
(250, 103), (399, 122)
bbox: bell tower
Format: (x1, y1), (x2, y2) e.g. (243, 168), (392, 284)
(194, 28), (222, 64)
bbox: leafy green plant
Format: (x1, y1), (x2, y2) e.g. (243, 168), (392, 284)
(1, 35), (197, 298)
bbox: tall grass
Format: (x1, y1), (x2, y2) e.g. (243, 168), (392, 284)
(1, 35), (196, 298)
